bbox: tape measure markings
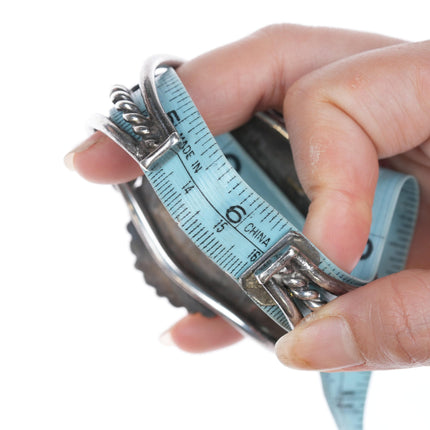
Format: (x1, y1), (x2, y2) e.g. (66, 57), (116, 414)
(160, 144), (274, 258)
(106, 65), (419, 430)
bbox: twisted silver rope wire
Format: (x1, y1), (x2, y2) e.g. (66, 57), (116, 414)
(110, 85), (158, 148)
(275, 269), (326, 310)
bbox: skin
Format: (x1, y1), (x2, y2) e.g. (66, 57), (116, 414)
(67, 25), (430, 371)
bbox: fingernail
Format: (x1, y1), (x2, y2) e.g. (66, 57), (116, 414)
(64, 133), (99, 171)
(159, 329), (176, 347)
(275, 316), (365, 371)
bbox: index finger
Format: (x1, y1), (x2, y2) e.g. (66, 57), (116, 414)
(66, 25), (401, 183)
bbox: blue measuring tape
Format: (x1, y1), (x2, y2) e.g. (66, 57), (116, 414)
(91, 57), (419, 430)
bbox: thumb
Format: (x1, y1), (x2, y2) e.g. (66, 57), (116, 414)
(275, 269), (430, 371)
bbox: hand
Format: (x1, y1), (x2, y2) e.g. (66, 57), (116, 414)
(65, 25), (430, 371)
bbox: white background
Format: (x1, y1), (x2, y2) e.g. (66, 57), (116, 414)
(1, 1), (429, 429)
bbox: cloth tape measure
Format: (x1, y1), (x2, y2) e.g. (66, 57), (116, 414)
(89, 56), (419, 430)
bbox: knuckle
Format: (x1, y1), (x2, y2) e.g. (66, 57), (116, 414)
(286, 71), (320, 100)
(284, 78), (320, 122)
(284, 67), (330, 117)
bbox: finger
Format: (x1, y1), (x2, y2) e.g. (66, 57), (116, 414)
(178, 25), (401, 135)
(160, 314), (243, 353)
(68, 25), (401, 183)
(64, 132), (143, 184)
(275, 269), (430, 371)
(284, 40), (430, 272)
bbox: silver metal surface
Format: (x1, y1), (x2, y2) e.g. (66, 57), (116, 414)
(240, 231), (355, 330)
(263, 279), (302, 331)
(106, 56), (183, 170)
